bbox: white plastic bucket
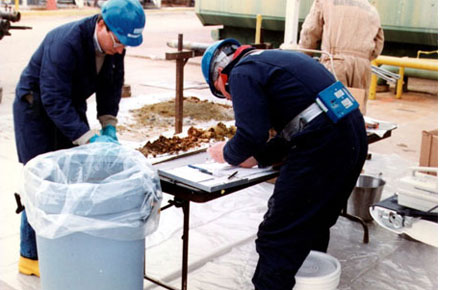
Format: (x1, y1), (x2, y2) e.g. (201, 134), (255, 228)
(294, 251), (341, 290)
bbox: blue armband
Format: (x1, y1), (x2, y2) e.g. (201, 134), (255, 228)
(315, 81), (359, 123)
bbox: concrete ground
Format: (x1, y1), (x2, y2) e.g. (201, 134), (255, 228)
(0, 6), (445, 290)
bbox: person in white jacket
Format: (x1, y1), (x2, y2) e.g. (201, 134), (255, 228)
(299, 0), (384, 111)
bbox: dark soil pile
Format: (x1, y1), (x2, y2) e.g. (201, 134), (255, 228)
(138, 122), (236, 157)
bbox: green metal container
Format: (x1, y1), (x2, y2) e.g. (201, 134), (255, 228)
(372, 0), (437, 46)
(195, 0), (438, 56)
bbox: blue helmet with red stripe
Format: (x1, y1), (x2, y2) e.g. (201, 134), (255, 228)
(201, 39), (241, 98)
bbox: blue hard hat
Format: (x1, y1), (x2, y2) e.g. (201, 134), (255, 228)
(102, 0), (145, 47)
(201, 38), (241, 98)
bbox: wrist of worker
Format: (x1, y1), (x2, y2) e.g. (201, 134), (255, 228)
(253, 137), (290, 168)
(73, 129), (98, 145)
(98, 115), (119, 141)
(207, 141), (226, 163)
(98, 114), (118, 128)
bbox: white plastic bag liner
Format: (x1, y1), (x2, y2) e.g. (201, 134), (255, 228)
(22, 143), (162, 241)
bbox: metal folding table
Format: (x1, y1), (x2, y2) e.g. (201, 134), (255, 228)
(144, 122), (396, 290)
(144, 153), (278, 290)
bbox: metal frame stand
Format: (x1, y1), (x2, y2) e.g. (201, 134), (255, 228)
(340, 203), (369, 243)
(143, 160), (279, 290)
(144, 198), (190, 290)
(165, 34), (204, 134)
(338, 132), (396, 244)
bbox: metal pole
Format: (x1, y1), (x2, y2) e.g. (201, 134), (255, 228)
(396, 66), (405, 99)
(166, 41), (209, 53)
(175, 34), (184, 134)
(255, 14), (262, 44)
(181, 200), (190, 290)
(283, 0), (301, 46)
(369, 64), (379, 100)
(341, 204), (369, 244)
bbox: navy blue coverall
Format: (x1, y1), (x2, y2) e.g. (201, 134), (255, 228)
(222, 50), (368, 289)
(13, 15), (124, 260)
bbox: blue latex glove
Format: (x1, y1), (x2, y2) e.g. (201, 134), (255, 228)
(100, 125), (118, 141)
(89, 134), (119, 144)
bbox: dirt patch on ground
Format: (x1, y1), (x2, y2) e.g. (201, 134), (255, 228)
(127, 96), (233, 130)
(117, 96), (235, 140)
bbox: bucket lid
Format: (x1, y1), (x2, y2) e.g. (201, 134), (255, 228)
(295, 251), (341, 282)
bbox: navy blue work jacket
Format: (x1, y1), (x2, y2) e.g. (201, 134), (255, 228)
(13, 15), (124, 164)
(223, 50), (336, 165)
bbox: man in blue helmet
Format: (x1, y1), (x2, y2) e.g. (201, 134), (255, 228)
(13, 0), (145, 276)
(201, 39), (368, 289)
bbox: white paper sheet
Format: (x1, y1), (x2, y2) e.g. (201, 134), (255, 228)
(364, 116), (398, 138)
(158, 161), (277, 192)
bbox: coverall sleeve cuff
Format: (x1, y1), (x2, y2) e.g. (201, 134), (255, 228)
(98, 115), (118, 128)
(73, 130), (97, 145)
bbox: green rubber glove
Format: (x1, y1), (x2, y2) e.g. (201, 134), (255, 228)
(100, 125), (118, 141)
(89, 134), (119, 144)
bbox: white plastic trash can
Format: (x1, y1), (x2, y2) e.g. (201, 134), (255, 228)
(22, 143), (162, 290)
(37, 234), (145, 290)
(294, 251), (341, 290)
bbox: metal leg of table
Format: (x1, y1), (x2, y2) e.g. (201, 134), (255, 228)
(181, 200), (190, 290)
(144, 199), (190, 290)
(144, 274), (178, 290)
(340, 204), (369, 244)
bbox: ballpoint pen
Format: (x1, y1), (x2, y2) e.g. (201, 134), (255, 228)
(188, 164), (213, 176)
(227, 171), (238, 179)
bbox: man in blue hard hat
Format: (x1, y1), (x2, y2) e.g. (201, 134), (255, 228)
(201, 39), (368, 289)
(13, 0), (145, 276)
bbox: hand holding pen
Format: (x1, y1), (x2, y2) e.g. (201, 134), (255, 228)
(207, 141), (226, 163)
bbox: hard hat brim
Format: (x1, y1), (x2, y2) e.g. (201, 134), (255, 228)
(116, 33), (143, 47)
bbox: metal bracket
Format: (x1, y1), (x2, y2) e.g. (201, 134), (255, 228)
(14, 192), (24, 214)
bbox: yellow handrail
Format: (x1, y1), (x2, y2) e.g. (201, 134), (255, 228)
(369, 55), (438, 99)
(374, 56), (438, 71)
(417, 50), (438, 59)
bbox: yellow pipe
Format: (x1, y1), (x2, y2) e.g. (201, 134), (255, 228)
(15, 0), (19, 11)
(417, 50), (438, 59)
(396, 67), (405, 99)
(255, 14), (262, 44)
(369, 65), (378, 100)
(369, 55), (438, 100)
(373, 55), (438, 71)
